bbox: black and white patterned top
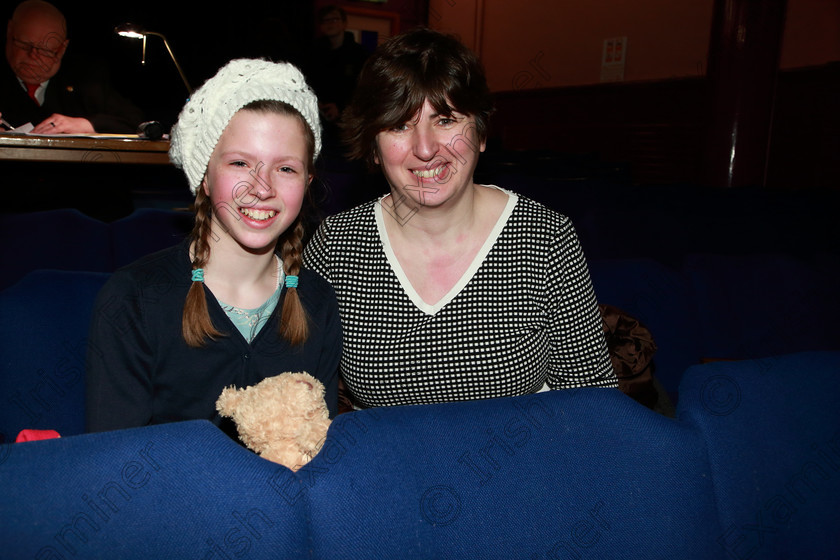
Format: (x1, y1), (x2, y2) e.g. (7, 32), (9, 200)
(303, 186), (617, 408)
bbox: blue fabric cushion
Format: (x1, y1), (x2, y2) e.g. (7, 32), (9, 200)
(109, 208), (193, 270)
(0, 420), (309, 558)
(589, 258), (700, 400)
(0, 270), (110, 442)
(0, 209), (110, 290)
(676, 352), (840, 559)
(301, 388), (720, 559)
(683, 253), (840, 360)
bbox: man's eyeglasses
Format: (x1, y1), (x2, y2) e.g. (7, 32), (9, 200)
(11, 37), (63, 60)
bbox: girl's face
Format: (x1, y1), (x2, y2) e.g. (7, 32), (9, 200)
(202, 109), (311, 255)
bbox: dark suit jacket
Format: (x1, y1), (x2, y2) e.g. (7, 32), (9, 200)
(0, 55), (145, 133)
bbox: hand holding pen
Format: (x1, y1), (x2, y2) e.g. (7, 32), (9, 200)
(0, 113), (15, 131)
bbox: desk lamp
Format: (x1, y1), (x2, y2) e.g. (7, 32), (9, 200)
(115, 24), (193, 95)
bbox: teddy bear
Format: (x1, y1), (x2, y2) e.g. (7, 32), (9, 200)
(216, 372), (331, 471)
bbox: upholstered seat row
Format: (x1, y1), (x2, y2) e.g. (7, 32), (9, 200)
(1, 352), (838, 559)
(0, 207), (193, 292)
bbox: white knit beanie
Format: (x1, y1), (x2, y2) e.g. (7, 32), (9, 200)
(169, 58), (322, 194)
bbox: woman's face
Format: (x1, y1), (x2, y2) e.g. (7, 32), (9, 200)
(374, 98), (485, 211)
(202, 109), (311, 255)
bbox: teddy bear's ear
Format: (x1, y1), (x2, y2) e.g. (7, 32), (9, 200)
(215, 386), (242, 417)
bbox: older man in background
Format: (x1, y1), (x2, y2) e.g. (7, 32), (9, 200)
(1, 0), (143, 134)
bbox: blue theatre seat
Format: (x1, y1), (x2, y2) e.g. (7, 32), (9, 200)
(0, 269), (110, 442)
(109, 208), (194, 270)
(588, 257), (700, 401)
(677, 351), (840, 559)
(0, 420), (308, 559)
(302, 387), (720, 559)
(0, 209), (110, 290)
(683, 253), (840, 360)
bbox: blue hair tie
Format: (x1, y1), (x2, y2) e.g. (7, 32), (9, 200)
(285, 275), (299, 289)
(191, 268), (204, 282)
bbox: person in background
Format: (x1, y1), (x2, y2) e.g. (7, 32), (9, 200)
(303, 28), (617, 409)
(303, 5), (369, 158)
(1, 0), (143, 133)
(86, 59), (341, 435)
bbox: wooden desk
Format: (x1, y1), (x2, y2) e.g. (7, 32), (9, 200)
(0, 133), (170, 165)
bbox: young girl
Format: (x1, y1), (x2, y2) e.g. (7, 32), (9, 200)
(86, 59), (341, 433)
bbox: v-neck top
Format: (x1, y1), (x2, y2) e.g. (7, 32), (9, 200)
(219, 286), (282, 343)
(303, 186), (616, 409)
(375, 188), (517, 315)
(218, 256), (284, 343)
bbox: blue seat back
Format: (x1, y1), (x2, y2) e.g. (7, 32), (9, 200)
(0, 209), (110, 290)
(684, 253), (840, 360)
(302, 388), (720, 559)
(109, 208), (193, 270)
(0, 269), (110, 442)
(677, 352), (840, 559)
(589, 258), (700, 400)
(0, 421), (309, 559)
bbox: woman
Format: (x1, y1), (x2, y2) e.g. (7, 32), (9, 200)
(303, 29), (616, 409)
(86, 59), (341, 432)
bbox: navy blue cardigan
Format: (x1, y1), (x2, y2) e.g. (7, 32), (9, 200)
(85, 239), (341, 434)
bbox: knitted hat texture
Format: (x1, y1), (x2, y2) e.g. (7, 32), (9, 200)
(169, 58), (322, 193)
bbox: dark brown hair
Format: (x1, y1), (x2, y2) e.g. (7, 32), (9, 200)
(318, 4), (347, 22)
(340, 27), (494, 169)
(182, 100), (315, 347)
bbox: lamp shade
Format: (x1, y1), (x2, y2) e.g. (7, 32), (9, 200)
(115, 24), (193, 95)
(114, 23), (145, 39)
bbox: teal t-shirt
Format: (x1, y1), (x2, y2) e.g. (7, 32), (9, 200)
(219, 286), (283, 343)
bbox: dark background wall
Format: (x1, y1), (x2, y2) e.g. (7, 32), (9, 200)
(4, 0), (838, 190)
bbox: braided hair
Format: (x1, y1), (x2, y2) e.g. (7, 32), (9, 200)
(182, 100), (316, 347)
